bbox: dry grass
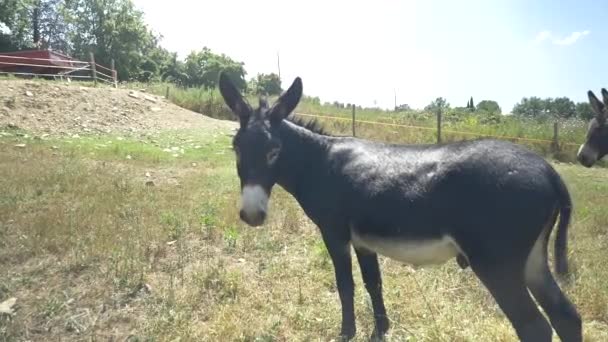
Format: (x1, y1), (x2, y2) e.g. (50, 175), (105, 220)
(1, 122), (607, 341)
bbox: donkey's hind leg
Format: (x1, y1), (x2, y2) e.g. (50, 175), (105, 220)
(470, 258), (553, 342)
(525, 228), (582, 342)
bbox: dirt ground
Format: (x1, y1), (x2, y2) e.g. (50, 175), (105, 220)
(0, 79), (235, 136)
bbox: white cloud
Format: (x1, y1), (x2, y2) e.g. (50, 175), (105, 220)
(533, 30), (590, 46)
(534, 30), (552, 43)
(554, 30), (590, 45)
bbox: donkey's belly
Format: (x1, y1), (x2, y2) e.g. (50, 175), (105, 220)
(351, 232), (461, 266)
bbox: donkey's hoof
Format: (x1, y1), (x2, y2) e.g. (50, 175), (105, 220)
(338, 327), (356, 341)
(370, 317), (389, 341)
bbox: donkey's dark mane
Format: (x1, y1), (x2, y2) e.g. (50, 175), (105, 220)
(285, 115), (332, 136)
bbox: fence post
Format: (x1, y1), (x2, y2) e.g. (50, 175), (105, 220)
(352, 105), (356, 137)
(436, 108), (442, 144)
(111, 59), (117, 88)
(552, 122), (560, 153)
(89, 52), (97, 87)
(165, 86), (170, 100)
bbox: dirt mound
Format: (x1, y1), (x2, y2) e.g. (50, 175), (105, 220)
(0, 79), (236, 136)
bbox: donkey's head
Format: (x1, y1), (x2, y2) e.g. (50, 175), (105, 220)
(577, 88), (608, 167)
(219, 72), (303, 226)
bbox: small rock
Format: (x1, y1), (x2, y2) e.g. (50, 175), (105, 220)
(172, 154), (179, 158)
(0, 297), (17, 316)
(14, 144), (26, 148)
(126, 155), (132, 160)
(51, 146), (59, 150)
(145, 172), (151, 178)
(72, 134), (80, 139)
(238, 258), (245, 263)
(25, 91), (33, 97)
(140, 283), (152, 294)
(79, 87), (88, 92)
(171, 146), (180, 151)
(128, 92), (139, 99)
(191, 162), (197, 167)
(162, 148), (172, 153)
(167, 240), (177, 245)
(194, 145), (202, 149)
(143, 95), (157, 103)
(150, 106), (161, 112)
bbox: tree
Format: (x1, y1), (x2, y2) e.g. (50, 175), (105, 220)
(576, 102), (594, 121)
(476, 100), (501, 114)
(37, 0), (71, 52)
(548, 97), (576, 118)
(469, 96), (475, 111)
(512, 97), (545, 118)
(252, 73), (282, 96)
(184, 47), (246, 90)
(66, 0), (160, 81)
(0, 0), (71, 52)
(395, 104), (411, 112)
(0, 0), (36, 51)
(425, 97), (450, 112)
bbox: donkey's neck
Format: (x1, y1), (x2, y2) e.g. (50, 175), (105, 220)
(275, 121), (332, 197)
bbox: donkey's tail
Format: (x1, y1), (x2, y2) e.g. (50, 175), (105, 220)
(552, 171), (572, 278)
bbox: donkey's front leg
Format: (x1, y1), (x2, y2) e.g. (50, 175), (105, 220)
(354, 248), (389, 340)
(321, 229), (356, 340)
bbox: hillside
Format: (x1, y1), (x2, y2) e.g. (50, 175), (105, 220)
(0, 79), (235, 136)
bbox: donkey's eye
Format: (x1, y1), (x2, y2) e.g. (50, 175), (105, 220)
(267, 148), (280, 165)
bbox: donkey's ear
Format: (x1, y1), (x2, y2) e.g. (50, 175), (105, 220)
(601, 88), (608, 106)
(588, 90), (605, 120)
(268, 77), (303, 124)
(219, 72), (252, 126)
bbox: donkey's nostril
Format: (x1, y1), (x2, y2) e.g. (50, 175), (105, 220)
(239, 209), (267, 226)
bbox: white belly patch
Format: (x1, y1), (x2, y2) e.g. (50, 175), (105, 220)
(351, 231), (461, 266)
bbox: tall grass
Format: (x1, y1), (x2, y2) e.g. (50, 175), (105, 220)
(127, 82), (590, 163)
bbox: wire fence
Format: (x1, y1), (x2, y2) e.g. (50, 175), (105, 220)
(0, 51), (117, 87)
(292, 111), (582, 151)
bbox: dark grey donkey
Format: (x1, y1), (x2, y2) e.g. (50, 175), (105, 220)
(577, 88), (608, 167)
(218, 72), (581, 341)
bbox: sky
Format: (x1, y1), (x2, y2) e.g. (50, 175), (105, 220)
(131, 0), (608, 113)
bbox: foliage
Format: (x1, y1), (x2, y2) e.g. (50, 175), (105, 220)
(576, 102), (594, 121)
(476, 100), (501, 114)
(184, 47), (246, 90)
(395, 103), (411, 112)
(512, 96), (546, 118)
(65, 0), (162, 81)
(425, 97), (450, 112)
(0, 0), (34, 51)
(249, 73), (282, 96)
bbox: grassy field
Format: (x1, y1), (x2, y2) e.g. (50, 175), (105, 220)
(1, 117), (608, 341)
